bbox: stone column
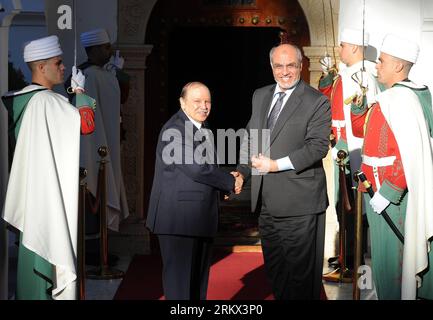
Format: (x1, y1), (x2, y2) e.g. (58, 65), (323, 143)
(118, 45), (153, 221)
(298, 0), (340, 261)
(110, 47), (152, 256)
(298, 0), (340, 88)
(111, 0), (157, 255)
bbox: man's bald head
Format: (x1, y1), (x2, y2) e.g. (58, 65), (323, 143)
(269, 44), (303, 90)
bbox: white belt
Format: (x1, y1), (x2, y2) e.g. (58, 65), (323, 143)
(362, 155), (396, 167)
(332, 120), (346, 140)
(362, 155), (396, 189)
(332, 120), (346, 128)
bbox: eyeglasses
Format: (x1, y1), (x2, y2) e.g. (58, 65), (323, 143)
(272, 63), (300, 71)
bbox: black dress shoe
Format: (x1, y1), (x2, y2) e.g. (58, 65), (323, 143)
(328, 256), (339, 265)
(329, 259), (340, 268)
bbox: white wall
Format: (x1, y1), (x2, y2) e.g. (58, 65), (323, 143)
(339, 0), (433, 91)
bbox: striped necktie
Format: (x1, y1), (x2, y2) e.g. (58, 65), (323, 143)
(267, 92), (286, 132)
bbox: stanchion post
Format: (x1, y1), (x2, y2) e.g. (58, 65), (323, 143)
(77, 167), (87, 300)
(323, 150), (353, 284)
(87, 146), (124, 280)
(352, 184), (363, 300)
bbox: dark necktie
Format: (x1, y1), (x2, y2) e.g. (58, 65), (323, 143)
(267, 92), (286, 132)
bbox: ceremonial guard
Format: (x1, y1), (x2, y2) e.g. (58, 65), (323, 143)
(319, 28), (380, 272)
(72, 28), (129, 231)
(351, 34), (433, 299)
(1, 35), (95, 299)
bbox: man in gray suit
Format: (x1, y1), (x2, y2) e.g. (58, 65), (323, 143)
(237, 44), (331, 299)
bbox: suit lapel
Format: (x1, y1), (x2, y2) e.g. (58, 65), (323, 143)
(270, 81), (305, 145)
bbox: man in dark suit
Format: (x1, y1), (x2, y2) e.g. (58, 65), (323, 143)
(236, 44), (331, 300)
(146, 82), (242, 300)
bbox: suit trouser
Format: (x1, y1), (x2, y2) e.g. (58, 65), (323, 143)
(259, 204), (326, 300)
(158, 234), (213, 300)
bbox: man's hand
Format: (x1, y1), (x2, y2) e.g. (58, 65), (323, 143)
(320, 55), (333, 74)
(71, 66), (85, 93)
(369, 192), (390, 214)
(230, 171), (244, 194)
(251, 154), (278, 174)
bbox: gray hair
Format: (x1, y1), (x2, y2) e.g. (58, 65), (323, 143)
(269, 44), (303, 67)
(180, 81), (209, 98)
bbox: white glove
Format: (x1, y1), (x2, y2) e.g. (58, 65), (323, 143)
(71, 66), (85, 93)
(109, 50), (124, 69)
(320, 56), (332, 74)
(369, 192), (390, 214)
(331, 147), (338, 160)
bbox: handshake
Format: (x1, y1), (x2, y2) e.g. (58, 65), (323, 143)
(228, 171), (244, 199)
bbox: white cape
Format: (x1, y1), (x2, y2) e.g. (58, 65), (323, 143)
(2, 90), (80, 300)
(378, 85), (433, 300)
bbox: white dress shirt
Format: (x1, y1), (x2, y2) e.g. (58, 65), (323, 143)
(269, 84), (298, 171)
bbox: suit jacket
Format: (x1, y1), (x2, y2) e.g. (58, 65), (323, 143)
(146, 110), (235, 237)
(238, 80), (331, 216)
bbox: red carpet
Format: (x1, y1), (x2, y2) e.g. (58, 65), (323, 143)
(114, 250), (327, 300)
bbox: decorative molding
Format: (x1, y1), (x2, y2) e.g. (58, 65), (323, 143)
(298, 0), (340, 85)
(118, 45), (153, 219)
(119, 45), (154, 69)
(118, 0), (154, 44)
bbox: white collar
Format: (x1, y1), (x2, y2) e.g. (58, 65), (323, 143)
(182, 109), (202, 129)
(395, 80), (427, 90)
(2, 85), (47, 98)
(273, 80), (299, 97)
(341, 60), (377, 77)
